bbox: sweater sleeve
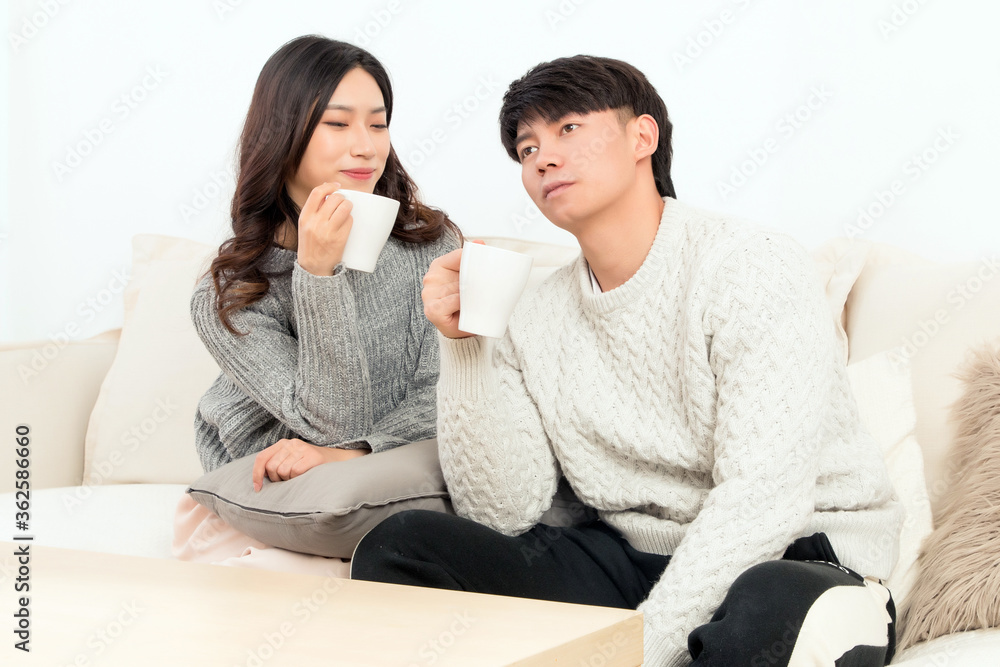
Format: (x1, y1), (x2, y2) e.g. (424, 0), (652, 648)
(639, 233), (836, 667)
(435, 333), (561, 535)
(347, 231), (461, 453)
(190, 262), (373, 448)
(355, 312), (441, 453)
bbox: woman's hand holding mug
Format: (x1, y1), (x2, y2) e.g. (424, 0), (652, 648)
(296, 181), (353, 276)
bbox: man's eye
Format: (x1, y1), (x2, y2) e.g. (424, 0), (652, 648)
(562, 123), (579, 133)
(371, 123), (388, 130)
(519, 146), (537, 159)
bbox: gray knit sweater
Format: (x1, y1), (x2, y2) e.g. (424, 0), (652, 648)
(436, 198), (902, 667)
(191, 232), (458, 472)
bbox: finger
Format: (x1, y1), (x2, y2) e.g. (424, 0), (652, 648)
(318, 190), (350, 220)
(425, 292), (461, 323)
(252, 444), (283, 491)
(303, 182), (340, 216)
(265, 455), (287, 483)
(288, 455), (318, 479)
(262, 441), (293, 484)
(421, 283), (459, 314)
(422, 278), (460, 299)
(424, 250), (463, 287)
(437, 248), (464, 272)
(275, 452), (302, 481)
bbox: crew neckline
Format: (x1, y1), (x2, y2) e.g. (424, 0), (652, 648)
(574, 197), (684, 313)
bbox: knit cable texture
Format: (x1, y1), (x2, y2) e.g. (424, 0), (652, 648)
(436, 198), (901, 666)
(191, 233), (458, 471)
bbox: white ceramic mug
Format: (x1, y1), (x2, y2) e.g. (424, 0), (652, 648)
(338, 190), (400, 272)
(458, 242), (534, 338)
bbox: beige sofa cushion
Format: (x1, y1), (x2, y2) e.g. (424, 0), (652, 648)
(83, 235), (219, 485)
(0, 336), (119, 492)
(81, 234), (577, 486)
(845, 244), (1000, 519)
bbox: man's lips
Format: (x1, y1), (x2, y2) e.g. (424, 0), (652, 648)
(342, 169), (375, 180)
(543, 181), (573, 199)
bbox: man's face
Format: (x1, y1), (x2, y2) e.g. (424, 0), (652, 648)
(514, 109), (636, 232)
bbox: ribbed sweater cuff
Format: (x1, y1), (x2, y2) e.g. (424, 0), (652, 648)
(643, 635), (688, 667)
(292, 261), (347, 319)
(437, 333), (495, 400)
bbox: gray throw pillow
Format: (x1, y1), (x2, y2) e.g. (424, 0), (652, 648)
(187, 438), (453, 558)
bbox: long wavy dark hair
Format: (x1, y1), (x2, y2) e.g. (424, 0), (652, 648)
(211, 35), (459, 334)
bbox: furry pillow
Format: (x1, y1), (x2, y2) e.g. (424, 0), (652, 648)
(897, 343), (1000, 650)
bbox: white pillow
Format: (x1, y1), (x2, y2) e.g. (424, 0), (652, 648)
(845, 246), (1000, 520)
(811, 239), (872, 364)
(845, 348), (933, 605)
(83, 235), (219, 485)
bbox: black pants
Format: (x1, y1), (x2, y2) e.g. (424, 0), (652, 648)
(351, 511), (895, 666)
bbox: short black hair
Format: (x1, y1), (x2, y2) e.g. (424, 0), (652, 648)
(499, 55), (675, 198)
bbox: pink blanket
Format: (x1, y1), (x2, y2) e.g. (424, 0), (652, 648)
(172, 494), (351, 578)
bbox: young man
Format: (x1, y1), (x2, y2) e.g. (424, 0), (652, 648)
(352, 56), (902, 667)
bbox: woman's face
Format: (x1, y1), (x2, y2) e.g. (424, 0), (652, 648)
(287, 67), (391, 206)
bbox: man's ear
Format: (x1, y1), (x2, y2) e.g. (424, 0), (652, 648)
(632, 114), (659, 161)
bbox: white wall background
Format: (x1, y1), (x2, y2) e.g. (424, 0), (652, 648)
(3, 0), (998, 343)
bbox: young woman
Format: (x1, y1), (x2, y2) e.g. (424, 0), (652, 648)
(174, 35), (459, 565)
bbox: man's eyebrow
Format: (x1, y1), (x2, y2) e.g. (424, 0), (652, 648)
(325, 104), (387, 114)
(514, 129), (535, 147)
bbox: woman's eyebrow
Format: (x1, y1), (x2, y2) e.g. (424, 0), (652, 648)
(325, 104), (387, 114)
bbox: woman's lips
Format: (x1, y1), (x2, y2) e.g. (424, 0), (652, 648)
(342, 169), (375, 181)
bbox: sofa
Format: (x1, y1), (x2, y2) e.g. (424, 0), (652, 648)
(2, 231), (998, 665)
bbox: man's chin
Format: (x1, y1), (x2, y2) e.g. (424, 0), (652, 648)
(543, 208), (588, 236)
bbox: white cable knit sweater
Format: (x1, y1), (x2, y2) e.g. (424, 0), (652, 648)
(436, 197), (902, 667)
